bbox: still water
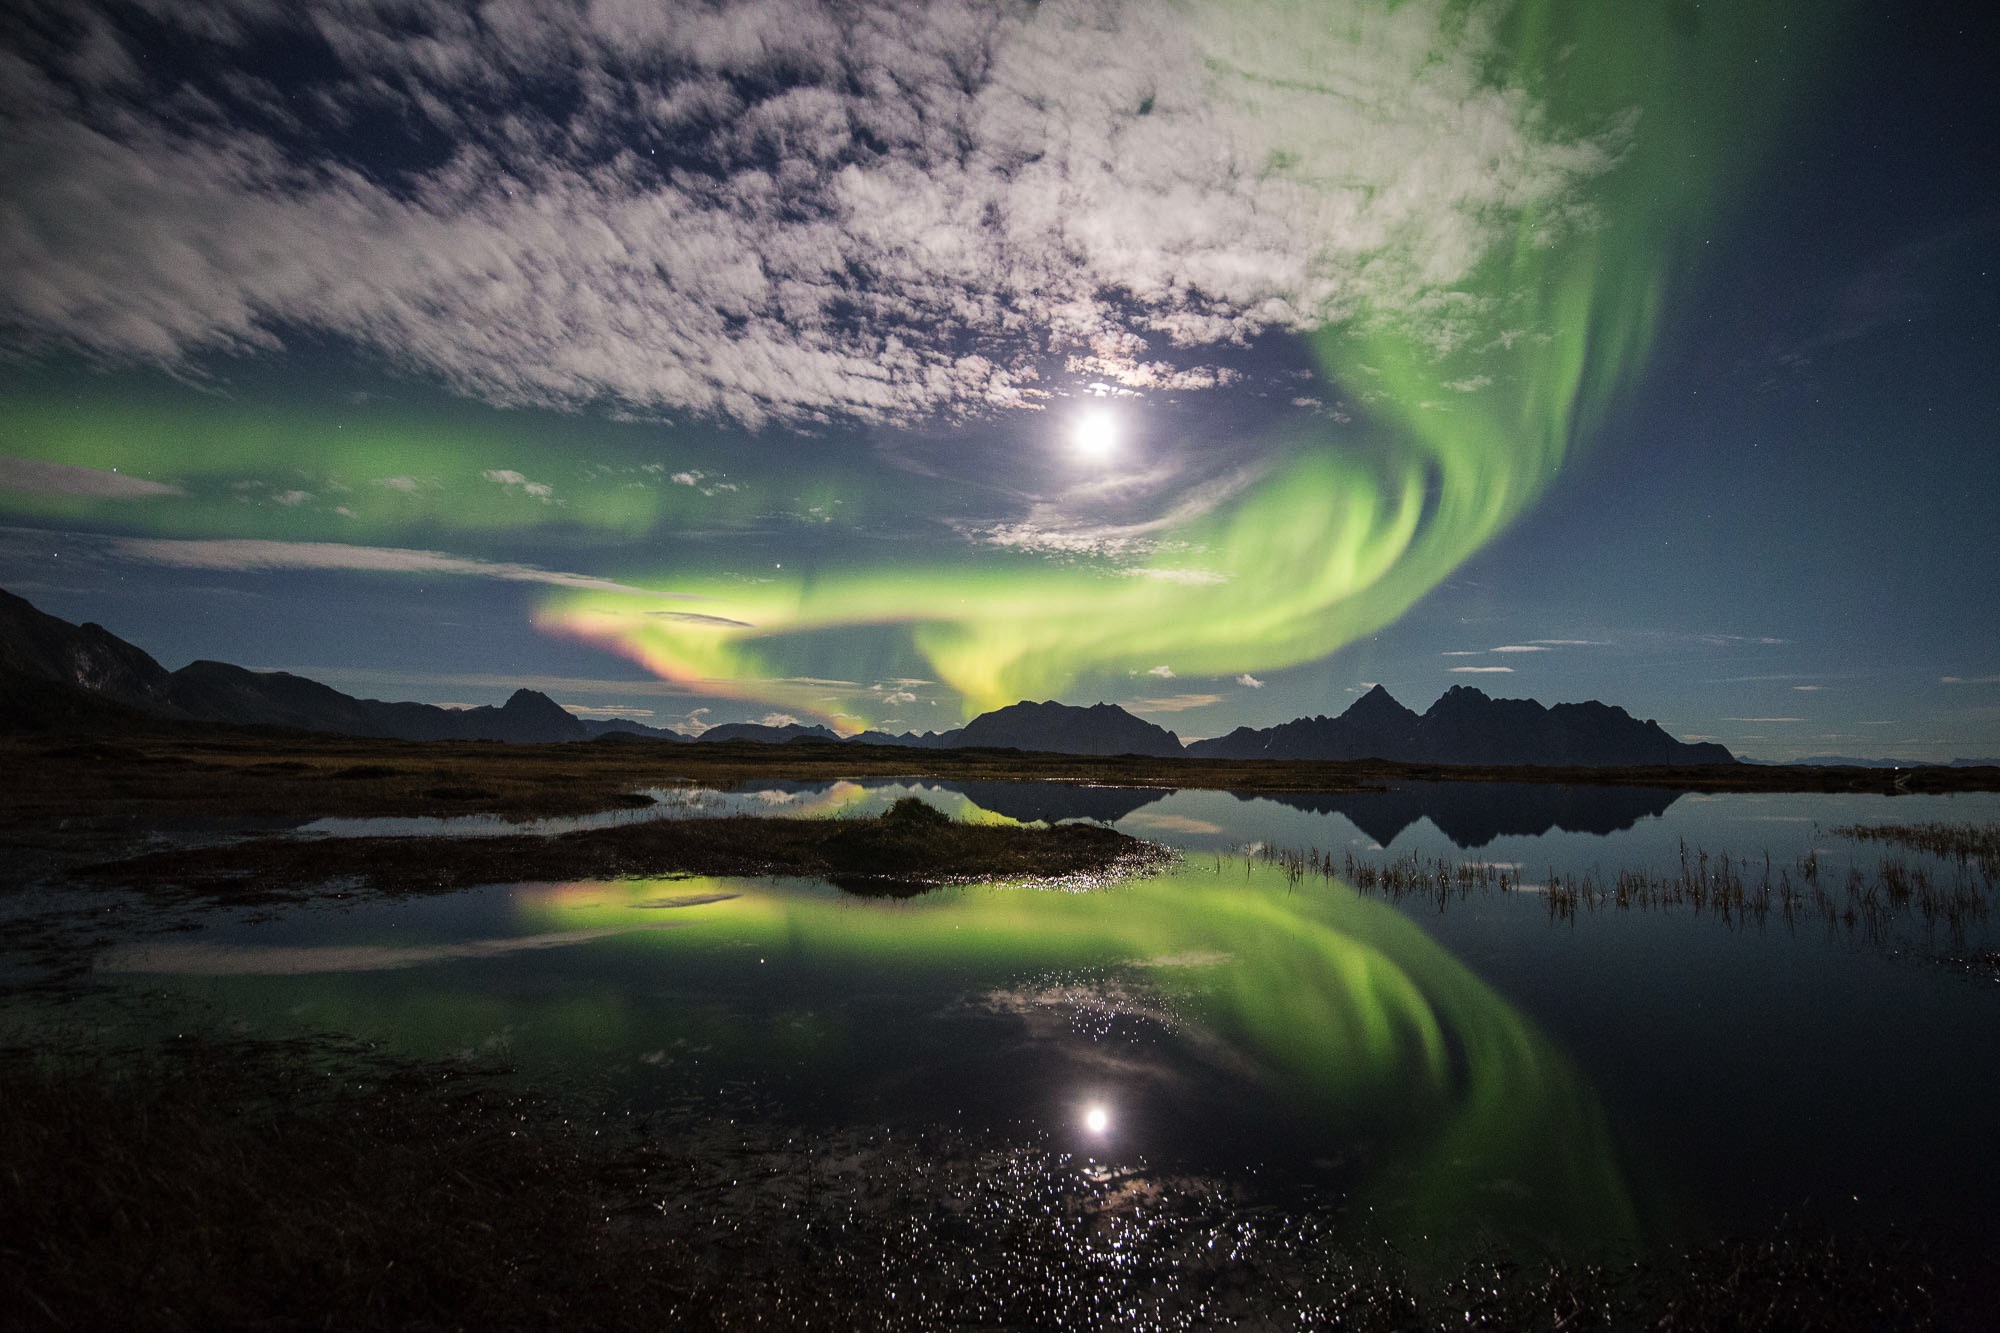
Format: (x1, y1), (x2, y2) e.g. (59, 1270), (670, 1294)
(92, 781), (2000, 1263)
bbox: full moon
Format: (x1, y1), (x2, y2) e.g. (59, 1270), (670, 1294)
(1083, 1103), (1110, 1135)
(1070, 408), (1118, 462)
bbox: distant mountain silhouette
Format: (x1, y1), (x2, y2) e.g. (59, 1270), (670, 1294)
(850, 700), (1184, 756)
(1, 588), (583, 743)
(0, 586), (181, 717)
(1, 587), (1738, 764)
(580, 717), (686, 742)
(1188, 684), (1733, 766)
(696, 721), (845, 744)
(944, 700), (1185, 756)
(1247, 782), (1686, 849)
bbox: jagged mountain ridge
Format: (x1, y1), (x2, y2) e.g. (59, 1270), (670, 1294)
(0, 588), (583, 743)
(3, 587), (1733, 763)
(1185, 684), (1734, 766)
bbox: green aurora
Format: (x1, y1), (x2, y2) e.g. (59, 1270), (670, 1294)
(0, 1), (1847, 730)
(101, 854), (1647, 1251)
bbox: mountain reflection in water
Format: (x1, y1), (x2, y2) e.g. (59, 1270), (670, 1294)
(134, 861), (1644, 1256)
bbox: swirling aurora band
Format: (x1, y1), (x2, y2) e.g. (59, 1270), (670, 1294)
(536, 1), (1845, 728)
(0, 2), (1849, 731)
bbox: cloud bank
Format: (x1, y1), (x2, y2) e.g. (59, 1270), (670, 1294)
(1, 0), (1616, 427)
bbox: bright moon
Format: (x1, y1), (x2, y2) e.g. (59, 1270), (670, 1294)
(1083, 1103), (1110, 1134)
(1070, 409), (1118, 462)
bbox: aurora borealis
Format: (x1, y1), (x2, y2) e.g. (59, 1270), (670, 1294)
(3, 1), (1997, 760)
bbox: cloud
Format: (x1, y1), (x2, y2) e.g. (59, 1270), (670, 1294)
(564, 704), (654, 718)
(1126, 692), (1222, 714)
(1941, 675), (2000, 685)
(1236, 674), (1263, 688)
(1449, 665), (1514, 673)
(1722, 717), (1805, 723)
(1146, 664), (1175, 679)
(758, 712), (803, 728)
(111, 536), (657, 594)
(1529, 639), (1607, 646)
(1489, 644), (1550, 653)
(0, 456), (182, 499)
(0, 0), (1622, 427)
(1440, 650), (1482, 657)
(482, 468), (555, 501)
(1792, 684), (1825, 692)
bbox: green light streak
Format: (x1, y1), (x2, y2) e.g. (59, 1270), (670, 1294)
(132, 860), (1643, 1249)
(539, 1), (1847, 727)
(0, 3), (1849, 728)
(0, 389), (790, 541)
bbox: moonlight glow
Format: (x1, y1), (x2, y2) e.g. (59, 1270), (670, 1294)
(1070, 409), (1119, 464)
(12, 1), (1987, 766)
(1083, 1103), (1111, 1136)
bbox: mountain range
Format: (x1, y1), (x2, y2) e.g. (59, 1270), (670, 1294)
(4, 586), (1738, 765)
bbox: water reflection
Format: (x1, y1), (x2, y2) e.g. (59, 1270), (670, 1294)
(1255, 782), (1683, 848)
(930, 780), (1170, 825)
(109, 861), (1643, 1255)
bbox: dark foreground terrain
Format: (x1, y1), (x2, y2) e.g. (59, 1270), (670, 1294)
(5, 723), (1997, 1328)
(0, 1025), (1969, 1333)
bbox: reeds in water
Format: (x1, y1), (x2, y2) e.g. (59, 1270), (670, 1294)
(1248, 828), (1997, 951)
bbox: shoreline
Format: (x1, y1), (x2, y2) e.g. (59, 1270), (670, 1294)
(5, 725), (1995, 838)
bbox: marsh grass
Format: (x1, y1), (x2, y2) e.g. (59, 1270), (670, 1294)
(1252, 826), (1999, 951)
(0, 1029), (1962, 1331)
(1835, 821), (2000, 879)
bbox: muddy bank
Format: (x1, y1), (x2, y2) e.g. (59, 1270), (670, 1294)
(71, 797), (1164, 902)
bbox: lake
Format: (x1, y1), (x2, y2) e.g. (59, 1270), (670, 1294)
(29, 779), (2000, 1314)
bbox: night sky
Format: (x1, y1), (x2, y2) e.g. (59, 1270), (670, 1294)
(2, 1), (1995, 761)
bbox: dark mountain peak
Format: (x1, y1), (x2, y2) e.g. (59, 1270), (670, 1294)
(1191, 681), (1733, 766)
(500, 688), (567, 717)
(0, 587), (176, 712)
(1341, 684), (1420, 724)
(950, 699), (1183, 757)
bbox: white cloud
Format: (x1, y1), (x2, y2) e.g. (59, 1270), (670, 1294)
(482, 469), (555, 501)
(1127, 692), (1221, 714)
(1941, 675), (2000, 685)
(375, 476), (422, 493)
(0, 456), (182, 499)
(1489, 644), (1550, 653)
(0, 0), (1622, 427)
(1236, 673), (1263, 688)
(1722, 717), (1805, 723)
(111, 536), (657, 594)
(1146, 664), (1175, 679)
(1449, 665), (1514, 673)
(1792, 684), (1825, 692)
(758, 712), (803, 728)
